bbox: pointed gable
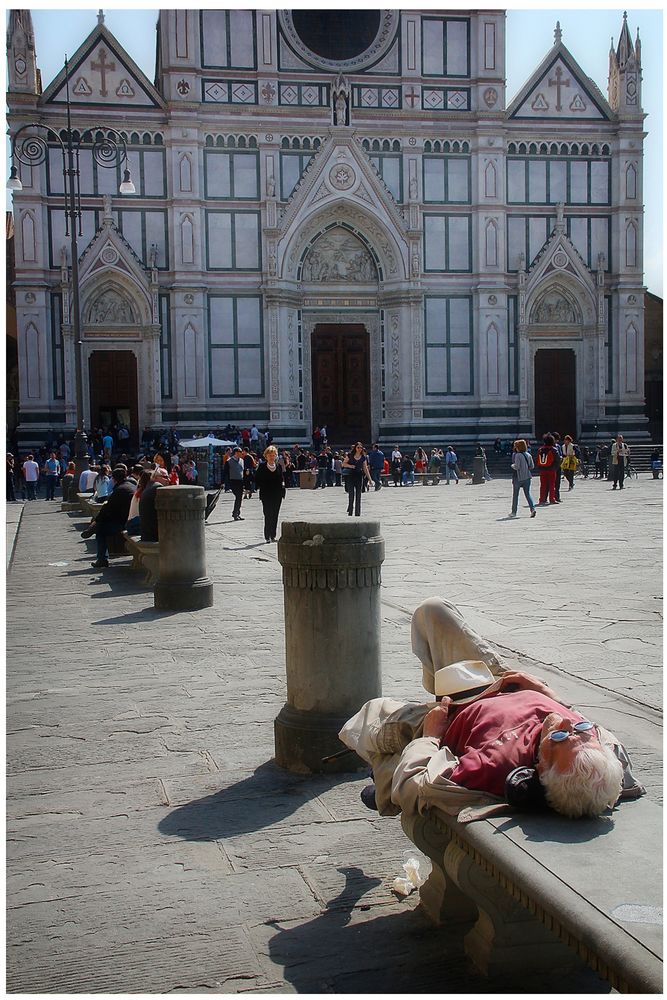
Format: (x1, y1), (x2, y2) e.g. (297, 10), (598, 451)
(40, 23), (164, 110)
(507, 34), (612, 122)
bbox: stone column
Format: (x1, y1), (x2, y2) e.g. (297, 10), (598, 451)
(275, 519), (384, 773)
(154, 485), (213, 611)
(472, 456), (486, 485)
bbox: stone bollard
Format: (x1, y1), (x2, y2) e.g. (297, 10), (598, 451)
(275, 519), (384, 773)
(472, 456), (486, 485)
(154, 485), (214, 611)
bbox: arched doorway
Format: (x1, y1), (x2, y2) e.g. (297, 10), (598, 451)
(311, 324), (371, 444)
(89, 351), (138, 444)
(534, 348), (577, 438)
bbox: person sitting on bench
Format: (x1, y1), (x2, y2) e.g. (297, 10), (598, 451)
(340, 598), (642, 821)
(81, 467), (135, 569)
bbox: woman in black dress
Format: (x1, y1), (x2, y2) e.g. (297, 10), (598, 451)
(254, 445), (285, 542)
(342, 442), (374, 516)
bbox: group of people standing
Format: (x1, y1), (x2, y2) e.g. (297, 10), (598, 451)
(509, 432), (633, 519)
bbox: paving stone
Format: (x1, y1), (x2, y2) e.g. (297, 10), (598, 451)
(6, 481), (662, 993)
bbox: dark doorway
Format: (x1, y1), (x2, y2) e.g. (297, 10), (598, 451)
(534, 348), (577, 439)
(311, 324), (371, 446)
(89, 351), (138, 443)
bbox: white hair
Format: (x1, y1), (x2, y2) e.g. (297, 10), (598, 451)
(539, 744), (623, 818)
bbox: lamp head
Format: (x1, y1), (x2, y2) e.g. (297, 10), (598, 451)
(7, 164), (22, 191)
(119, 168), (135, 195)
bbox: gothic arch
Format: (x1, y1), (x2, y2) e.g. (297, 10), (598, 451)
(527, 280), (587, 327)
(280, 199), (408, 283)
(81, 274), (150, 327)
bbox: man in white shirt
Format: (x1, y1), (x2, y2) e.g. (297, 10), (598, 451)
(22, 453), (40, 501)
(79, 462), (98, 493)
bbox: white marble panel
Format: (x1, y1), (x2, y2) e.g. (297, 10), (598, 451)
(209, 298), (234, 345)
(229, 11), (255, 68)
(448, 158), (469, 201)
(590, 161), (609, 203)
(207, 214), (233, 268)
(237, 348), (262, 394)
(143, 151), (165, 197)
(422, 19), (443, 75)
(507, 161), (525, 202)
(528, 160), (546, 202)
(448, 216), (470, 270)
(234, 214), (260, 269)
(570, 161), (587, 202)
(450, 346), (471, 392)
(549, 161), (567, 203)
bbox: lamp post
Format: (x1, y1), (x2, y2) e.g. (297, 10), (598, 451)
(8, 57), (135, 489)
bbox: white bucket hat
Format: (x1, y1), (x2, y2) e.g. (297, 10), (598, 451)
(433, 660), (495, 705)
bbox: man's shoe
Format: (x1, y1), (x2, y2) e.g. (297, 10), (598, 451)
(530, 509), (537, 518)
(90, 559), (109, 568)
(80, 526), (95, 539)
(508, 512), (517, 518)
(360, 784), (378, 811)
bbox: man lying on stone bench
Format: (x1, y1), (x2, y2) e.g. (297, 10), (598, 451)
(339, 598), (644, 821)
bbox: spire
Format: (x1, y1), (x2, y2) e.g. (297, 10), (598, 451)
(554, 21), (562, 45)
(609, 11), (642, 113)
(7, 10), (40, 95)
(616, 10), (633, 67)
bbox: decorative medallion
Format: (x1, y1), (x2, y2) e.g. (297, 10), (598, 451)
(628, 294), (637, 304)
(488, 295), (497, 306)
(265, 134), (274, 142)
(483, 87), (498, 108)
(409, 137), (416, 146)
(184, 293), (194, 305)
(25, 292), (35, 304)
(552, 249), (569, 269)
(100, 244), (119, 265)
(278, 10), (399, 73)
(329, 164), (355, 191)
(15, 55), (26, 77)
(177, 79), (191, 96)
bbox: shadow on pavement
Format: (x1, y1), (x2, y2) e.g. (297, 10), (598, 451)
(158, 761), (355, 840)
(263, 866), (611, 994)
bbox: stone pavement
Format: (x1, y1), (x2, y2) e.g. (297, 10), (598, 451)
(6, 474), (662, 994)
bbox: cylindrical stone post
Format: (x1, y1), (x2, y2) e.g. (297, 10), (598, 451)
(154, 485), (213, 611)
(472, 456), (486, 485)
(275, 519), (384, 773)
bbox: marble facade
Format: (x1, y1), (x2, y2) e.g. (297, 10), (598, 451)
(7, 9), (648, 445)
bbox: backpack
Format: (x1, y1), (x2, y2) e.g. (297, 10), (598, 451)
(537, 447), (554, 468)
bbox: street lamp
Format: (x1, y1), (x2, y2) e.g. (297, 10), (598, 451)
(7, 56), (135, 483)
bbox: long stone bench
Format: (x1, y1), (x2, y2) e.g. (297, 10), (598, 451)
(380, 472), (470, 486)
(121, 531), (160, 585)
(402, 795), (662, 993)
(77, 493), (105, 518)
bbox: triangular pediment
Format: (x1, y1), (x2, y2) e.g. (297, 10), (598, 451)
(277, 131), (408, 241)
(507, 44), (612, 122)
(77, 214), (154, 326)
(526, 222), (597, 312)
(40, 23), (164, 109)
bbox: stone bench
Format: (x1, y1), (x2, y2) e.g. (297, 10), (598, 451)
(77, 493), (105, 519)
(380, 473), (467, 486)
(401, 796), (662, 993)
(121, 531), (160, 585)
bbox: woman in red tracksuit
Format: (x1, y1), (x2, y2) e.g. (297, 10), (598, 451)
(536, 433), (560, 505)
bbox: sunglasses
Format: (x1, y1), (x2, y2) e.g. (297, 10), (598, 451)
(547, 720), (595, 743)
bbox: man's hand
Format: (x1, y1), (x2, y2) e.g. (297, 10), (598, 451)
(422, 699), (452, 743)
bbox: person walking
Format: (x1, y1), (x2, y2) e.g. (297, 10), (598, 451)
(255, 445), (285, 542)
(6, 453), (17, 502)
(22, 453), (40, 501)
(509, 439), (536, 518)
(611, 434), (630, 490)
(43, 451), (61, 500)
(368, 444), (385, 491)
(561, 435), (578, 490)
(536, 433), (560, 505)
(595, 442), (609, 480)
(315, 447), (330, 489)
(551, 431), (563, 502)
(444, 446), (459, 484)
(227, 446), (246, 520)
(342, 442), (373, 516)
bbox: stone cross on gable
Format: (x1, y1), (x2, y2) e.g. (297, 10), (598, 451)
(91, 47), (115, 97)
(548, 65), (570, 112)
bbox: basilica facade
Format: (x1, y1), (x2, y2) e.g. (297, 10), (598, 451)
(7, 9), (647, 446)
